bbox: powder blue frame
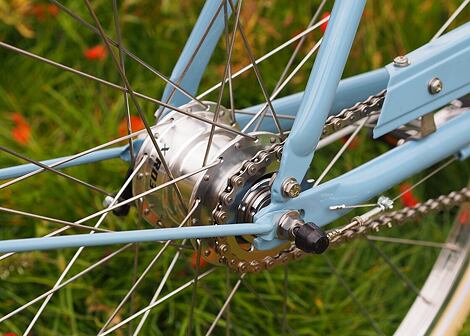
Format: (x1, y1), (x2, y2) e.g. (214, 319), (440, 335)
(0, 0), (469, 252)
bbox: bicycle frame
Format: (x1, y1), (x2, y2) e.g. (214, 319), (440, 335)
(0, 0), (469, 252)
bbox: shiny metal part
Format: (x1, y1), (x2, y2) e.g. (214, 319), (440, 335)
(133, 100), (283, 268)
(428, 77), (443, 94)
(277, 210), (303, 241)
(133, 100), (236, 228)
(237, 178), (272, 223)
(393, 55), (410, 67)
(281, 177), (301, 198)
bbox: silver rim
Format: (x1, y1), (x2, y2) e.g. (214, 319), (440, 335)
(395, 202), (470, 336)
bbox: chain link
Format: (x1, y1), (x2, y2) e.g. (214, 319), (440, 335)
(214, 90), (468, 273)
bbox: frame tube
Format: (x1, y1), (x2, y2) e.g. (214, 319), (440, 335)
(270, 0), (367, 203)
(160, 0), (228, 108)
(0, 146), (126, 180)
(264, 111), (470, 227)
(0, 223), (271, 253)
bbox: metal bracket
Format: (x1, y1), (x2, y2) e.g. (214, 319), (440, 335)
(375, 22), (470, 138)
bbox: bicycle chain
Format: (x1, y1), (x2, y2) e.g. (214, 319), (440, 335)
(326, 187), (470, 247)
(214, 90), (468, 273)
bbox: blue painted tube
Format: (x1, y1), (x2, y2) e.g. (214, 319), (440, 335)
(266, 110), (470, 227)
(0, 223), (272, 253)
(239, 68), (389, 132)
(0, 146), (125, 180)
(160, 0), (228, 109)
(271, 0), (367, 202)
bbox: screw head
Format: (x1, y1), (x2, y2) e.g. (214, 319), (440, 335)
(282, 177), (301, 198)
(393, 55), (410, 67)
(102, 196), (114, 208)
(428, 77), (443, 94)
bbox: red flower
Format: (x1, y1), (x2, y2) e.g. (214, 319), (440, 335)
(398, 183), (420, 207)
(84, 44), (107, 61)
(29, 4), (59, 20)
(10, 113), (31, 145)
(30, 4), (46, 20)
(459, 210), (469, 225)
(320, 12), (330, 33)
(47, 4), (60, 17)
(340, 135), (361, 150)
(3, 333), (18, 336)
(191, 251), (208, 269)
(118, 116), (145, 137)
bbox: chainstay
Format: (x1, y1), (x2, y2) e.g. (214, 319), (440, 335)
(216, 90), (468, 273)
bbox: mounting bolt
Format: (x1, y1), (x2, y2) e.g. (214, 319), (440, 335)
(282, 177), (301, 198)
(428, 77), (443, 94)
(393, 55), (410, 67)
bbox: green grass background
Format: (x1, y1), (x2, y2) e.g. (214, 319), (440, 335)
(0, 0), (470, 335)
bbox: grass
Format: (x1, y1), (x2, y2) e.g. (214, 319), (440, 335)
(0, 0), (470, 335)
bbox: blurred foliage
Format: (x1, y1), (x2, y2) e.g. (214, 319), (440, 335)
(0, 0), (469, 335)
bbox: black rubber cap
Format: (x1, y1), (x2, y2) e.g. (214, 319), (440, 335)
(112, 168), (134, 217)
(294, 222), (329, 254)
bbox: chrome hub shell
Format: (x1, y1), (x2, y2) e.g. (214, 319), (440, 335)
(132, 101), (283, 266)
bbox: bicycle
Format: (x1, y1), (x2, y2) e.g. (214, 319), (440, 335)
(0, 0), (470, 335)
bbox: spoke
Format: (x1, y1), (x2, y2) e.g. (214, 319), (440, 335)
(282, 264), (288, 335)
(0, 126), (154, 190)
(21, 157), (146, 334)
(205, 273), (246, 336)
(225, 268), (232, 336)
(128, 244), (139, 336)
(155, 1), (224, 119)
(0, 146), (111, 196)
(273, 0), (327, 93)
(132, 244), (185, 334)
(0, 42), (254, 141)
(366, 235), (460, 251)
(224, 1), (236, 125)
(245, 38), (323, 133)
(227, 0), (284, 138)
(431, 0), (470, 41)
(0, 243), (132, 324)
(242, 281), (298, 336)
(316, 115), (379, 150)
(187, 240), (202, 336)
(128, 213), (144, 335)
(76, 160), (220, 226)
(112, 0), (135, 166)
(392, 157), (456, 202)
(0, 207), (110, 233)
(49, 0), (206, 108)
(314, 116), (368, 186)
(251, 1), (327, 132)
(0, 156), (147, 262)
(197, 15), (329, 99)
(99, 200), (200, 334)
(365, 237), (431, 304)
(202, 0), (242, 166)
(84, 0), (188, 214)
(235, 110), (296, 120)
(324, 255), (384, 335)
(100, 268), (217, 336)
